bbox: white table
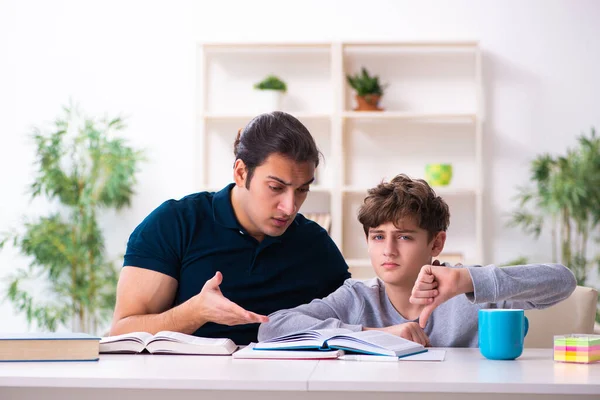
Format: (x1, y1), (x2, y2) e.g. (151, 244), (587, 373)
(0, 348), (598, 400)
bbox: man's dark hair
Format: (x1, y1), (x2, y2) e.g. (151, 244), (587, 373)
(233, 111), (321, 188)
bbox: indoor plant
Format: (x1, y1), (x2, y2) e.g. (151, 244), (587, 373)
(509, 127), (600, 322)
(253, 74), (287, 112)
(0, 103), (145, 333)
(346, 67), (387, 111)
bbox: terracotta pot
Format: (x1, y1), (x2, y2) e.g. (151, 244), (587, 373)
(354, 94), (383, 111)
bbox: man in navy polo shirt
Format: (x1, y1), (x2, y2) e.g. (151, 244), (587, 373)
(109, 111), (350, 344)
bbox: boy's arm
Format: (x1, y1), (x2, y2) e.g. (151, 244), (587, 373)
(412, 263), (577, 328)
(257, 281), (364, 341)
(464, 263), (577, 308)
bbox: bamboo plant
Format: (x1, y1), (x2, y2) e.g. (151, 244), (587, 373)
(509, 127), (600, 322)
(0, 104), (144, 333)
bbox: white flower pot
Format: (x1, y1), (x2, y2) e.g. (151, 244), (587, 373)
(253, 90), (283, 113)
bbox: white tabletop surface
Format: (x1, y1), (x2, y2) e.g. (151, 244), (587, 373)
(0, 354), (319, 391)
(310, 348), (600, 395)
(0, 348), (598, 396)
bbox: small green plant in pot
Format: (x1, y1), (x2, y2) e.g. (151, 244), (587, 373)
(0, 103), (145, 334)
(253, 74), (287, 112)
(346, 67), (387, 111)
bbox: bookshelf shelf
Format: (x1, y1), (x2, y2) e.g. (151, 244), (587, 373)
(203, 112), (331, 120)
(197, 41), (484, 279)
(341, 111), (476, 123)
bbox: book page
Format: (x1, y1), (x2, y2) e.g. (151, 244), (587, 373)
(100, 332), (153, 345)
(326, 330), (423, 356)
(259, 328), (352, 344)
(151, 331), (233, 346)
(99, 332), (152, 354)
(255, 328), (354, 350)
(146, 332), (237, 355)
(343, 330), (422, 351)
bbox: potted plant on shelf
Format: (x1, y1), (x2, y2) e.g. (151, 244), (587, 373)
(253, 74), (287, 112)
(346, 67), (387, 111)
(0, 103), (145, 334)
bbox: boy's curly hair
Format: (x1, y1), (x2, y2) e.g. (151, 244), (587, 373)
(358, 174), (450, 241)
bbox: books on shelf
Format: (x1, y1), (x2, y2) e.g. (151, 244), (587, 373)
(254, 328), (426, 358)
(0, 332), (100, 362)
(303, 212), (332, 234)
(100, 331), (237, 355)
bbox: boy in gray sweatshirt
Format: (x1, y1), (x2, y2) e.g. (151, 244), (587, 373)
(258, 174), (577, 347)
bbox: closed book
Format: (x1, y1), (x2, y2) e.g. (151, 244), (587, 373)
(0, 332), (100, 362)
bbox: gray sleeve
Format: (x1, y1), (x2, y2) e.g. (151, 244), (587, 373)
(257, 280), (364, 341)
(464, 263), (577, 309)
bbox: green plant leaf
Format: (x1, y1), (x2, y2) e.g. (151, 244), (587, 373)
(346, 67), (387, 97)
(1, 103), (145, 332)
(254, 75), (287, 92)
(508, 126), (600, 312)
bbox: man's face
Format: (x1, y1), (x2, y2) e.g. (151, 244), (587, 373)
(237, 153), (315, 241)
(367, 218), (444, 288)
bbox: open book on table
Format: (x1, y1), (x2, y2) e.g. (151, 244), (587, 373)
(100, 331), (237, 355)
(254, 328), (426, 358)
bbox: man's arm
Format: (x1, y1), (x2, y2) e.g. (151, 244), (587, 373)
(110, 267), (268, 336)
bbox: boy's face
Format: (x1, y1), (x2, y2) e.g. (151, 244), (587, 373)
(234, 152), (315, 241)
(367, 218), (445, 288)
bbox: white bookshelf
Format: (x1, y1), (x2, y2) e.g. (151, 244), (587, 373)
(196, 41), (484, 278)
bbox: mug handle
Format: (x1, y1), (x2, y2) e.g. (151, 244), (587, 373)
(523, 315), (529, 338)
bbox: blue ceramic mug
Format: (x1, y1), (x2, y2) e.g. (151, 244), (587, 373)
(478, 309), (529, 360)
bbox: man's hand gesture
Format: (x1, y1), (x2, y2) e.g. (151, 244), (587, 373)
(194, 272), (269, 326)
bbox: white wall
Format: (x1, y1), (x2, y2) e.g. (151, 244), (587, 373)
(1, 0), (599, 332)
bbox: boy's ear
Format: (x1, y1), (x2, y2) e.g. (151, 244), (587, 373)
(430, 231), (446, 257)
(233, 159), (247, 187)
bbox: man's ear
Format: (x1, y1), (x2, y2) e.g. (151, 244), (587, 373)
(430, 231), (446, 257)
(233, 159), (247, 188)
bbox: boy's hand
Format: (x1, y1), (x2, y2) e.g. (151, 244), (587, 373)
(410, 264), (474, 329)
(367, 322), (430, 346)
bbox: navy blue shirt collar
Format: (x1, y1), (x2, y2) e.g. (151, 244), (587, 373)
(212, 183), (241, 230)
